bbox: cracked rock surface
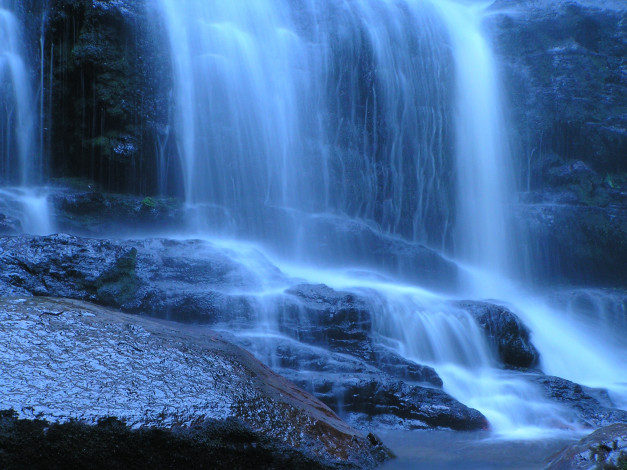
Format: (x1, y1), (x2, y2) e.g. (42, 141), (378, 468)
(0, 296), (381, 468)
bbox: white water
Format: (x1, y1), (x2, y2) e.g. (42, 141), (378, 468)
(0, 187), (53, 235)
(434, 0), (514, 278)
(0, 1), (35, 185)
(0, 1), (52, 233)
(158, 0), (453, 248)
(157, 0), (627, 439)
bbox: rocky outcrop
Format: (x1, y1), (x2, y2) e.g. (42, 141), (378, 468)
(0, 296), (385, 469)
(547, 423), (627, 470)
(0, 234), (489, 431)
(0, 234), (141, 303)
(486, 0), (627, 286)
(533, 375), (627, 428)
(457, 301), (540, 369)
(0, 411), (360, 470)
(329, 379), (488, 431)
(281, 283), (443, 386)
(233, 334), (487, 432)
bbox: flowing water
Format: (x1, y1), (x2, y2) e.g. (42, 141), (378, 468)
(0, 0), (52, 233)
(156, 0), (627, 441)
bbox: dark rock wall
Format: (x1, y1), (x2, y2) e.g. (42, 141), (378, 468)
(487, 0), (627, 286)
(43, 0), (176, 195)
(489, 0), (626, 178)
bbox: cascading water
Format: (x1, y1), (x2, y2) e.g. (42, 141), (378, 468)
(0, 0), (52, 235)
(157, 0), (627, 440)
(158, 0), (454, 253)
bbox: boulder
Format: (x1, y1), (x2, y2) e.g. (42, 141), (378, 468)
(0, 234), (140, 304)
(547, 423), (627, 470)
(457, 301), (540, 368)
(532, 375), (627, 428)
(0, 411), (358, 470)
(0, 296), (385, 469)
(232, 335), (486, 432)
(331, 378), (489, 432)
(0, 235), (263, 321)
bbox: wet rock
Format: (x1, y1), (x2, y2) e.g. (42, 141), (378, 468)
(547, 423), (627, 470)
(128, 238), (276, 323)
(282, 283), (443, 386)
(44, 0), (173, 194)
(0, 296), (384, 469)
(0, 234), (488, 432)
(533, 375), (627, 428)
(0, 411), (345, 470)
(488, 0), (627, 174)
(457, 301), (540, 368)
(486, 0), (627, 287)
(232, 336), (485, 432)
(51, 189), (185, 235)
(515, 202), (627, 286)
(0, 234), (261, 321)
(337, 379), (488, 431)
(0, 234), (139, 306)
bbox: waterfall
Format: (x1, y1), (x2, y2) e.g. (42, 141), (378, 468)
(157, 0), (626, 437)
(0, 0), (52, 235)
(435, 0), (514, 279)
(158, 0), (454, 252)
(0, 0), (35, 185)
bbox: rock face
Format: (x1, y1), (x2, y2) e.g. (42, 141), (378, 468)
(489, 0), (627, 175)
(42, 0), (173, 194)
(0, 296), (383, 469)
(457, 301), (540, 369)
(50, 188), (185, 235)
(515, 200), (627, 286)
(486, 0), (627, 287)
(0, 234), (488, 432)
(547, 423), (627, 470)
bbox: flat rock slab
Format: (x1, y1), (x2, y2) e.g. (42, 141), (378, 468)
(0, 297), (381, 468)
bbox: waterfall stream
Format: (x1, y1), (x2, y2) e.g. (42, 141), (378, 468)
(0, 0), (621, 446)
(156, 0), (627, 438)
(0, 0), (52, 234)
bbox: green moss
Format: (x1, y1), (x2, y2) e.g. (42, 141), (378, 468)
(141, 197), (156, 208)
(95, 248), (139, 308)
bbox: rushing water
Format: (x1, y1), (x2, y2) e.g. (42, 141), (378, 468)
(156, 0), (627, 440)
(0, 0), (52, 233)
(158, 0), (455, 250)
